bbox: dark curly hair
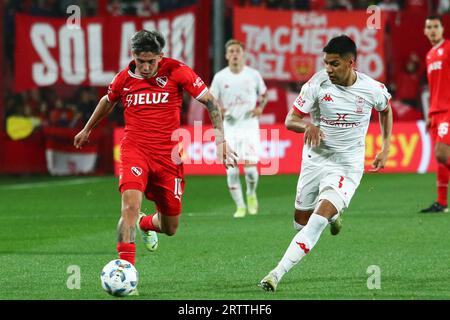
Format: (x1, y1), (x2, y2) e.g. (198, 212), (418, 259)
(131, 30), (166, 54)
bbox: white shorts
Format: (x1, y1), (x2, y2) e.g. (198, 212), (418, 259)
(224, 126), (260, 164)
(294, 164), (363, 213)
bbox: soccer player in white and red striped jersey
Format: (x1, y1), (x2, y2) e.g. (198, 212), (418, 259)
(259, 35), (393, 292)
(420, 16), (450, 213)
(74, 30), (237, 277)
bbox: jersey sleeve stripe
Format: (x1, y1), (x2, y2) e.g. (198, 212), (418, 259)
(292, 105), (308, 116)
(195, 87), (208, 100)
(378, 99), (391, 113)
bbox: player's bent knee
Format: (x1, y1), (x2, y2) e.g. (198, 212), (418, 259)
(122, 203), (140, 216)
(294, 209), (313, 226)
(436, 153), (448, 164)
(317, 188), (346, 216)
(160, 215), (179, 236)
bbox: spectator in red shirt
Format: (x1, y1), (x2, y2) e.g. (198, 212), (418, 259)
(393, 53), (422, 108)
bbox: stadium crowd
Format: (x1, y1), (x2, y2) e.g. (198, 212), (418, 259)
(2, 0), (448, 139)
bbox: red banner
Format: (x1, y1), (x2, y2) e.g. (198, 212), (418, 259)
(14, 6), (209, 92)
(233, 8), (387, 82)
(114, 121), (437, 176)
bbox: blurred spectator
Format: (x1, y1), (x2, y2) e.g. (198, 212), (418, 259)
(377, 0), (400, 11)
(437, 0), (450, 14)
(392, 53), (422, 109)
(5, 94), (42, 140)
(135, 0), (160, 16)
(30, 0), (62, 16)
(326, 0), (353, 10)
(26, 88), (43, 117)
(353, 0), (374, 9)
(49, 98), (78, 128)
(77, 88), (96, 125)
(310, 0), (328, 9)
(403, 0), (431, 13)
(108, 0), (124, 16)
(159, 0), (198, 12)
(284, 0), (311, 9)
(237, 0), (265, 6)
(58, 0), (98, 16)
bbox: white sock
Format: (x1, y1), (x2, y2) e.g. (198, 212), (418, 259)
(226, 167), (245, 208)
(273, 213), (329, 280)
(244, 166), (259, 196)
(293, 220), (304, 231)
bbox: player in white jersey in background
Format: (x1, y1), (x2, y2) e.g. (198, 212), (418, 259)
(259, 35), (393, 291)
(210, 39), (268, 218)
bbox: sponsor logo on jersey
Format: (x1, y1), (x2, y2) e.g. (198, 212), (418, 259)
(320, 114), (360, 128)
(428, 61), (442, 73)
(156, 76), (168, 88)
(131, 166), (142, 177)
(125, 92), (169, 107)
(321, 94), (333, 102)
(193, 76), (204, 88)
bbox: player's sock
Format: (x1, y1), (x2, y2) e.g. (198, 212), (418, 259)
(117, 242), (136, 265)
(273, 214), (328, 280)
(437, 163), (449, 206)
(330, 213), (340, 223)
(293, 220), (305, 231)
(139, 213), (161, 233)
(244, 166), (259, 196)
(226, 167), (245, 208)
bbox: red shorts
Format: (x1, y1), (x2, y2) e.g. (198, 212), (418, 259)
(119, 145), (184, 216)
(430, 112), (450, 145)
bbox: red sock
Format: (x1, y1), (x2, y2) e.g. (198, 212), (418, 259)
(117, 242), (135, 265)
(139, 213), (161, 232)
(437, 163), (449, 206)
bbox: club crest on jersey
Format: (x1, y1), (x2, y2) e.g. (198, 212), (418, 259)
(131, 166), (142, 177)
(355, 96), (365, 113)
(156, 76), (168, 88)
(437, 48), (444, 56)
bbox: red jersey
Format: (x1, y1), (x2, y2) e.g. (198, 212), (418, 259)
(426, 39), (450, 115)
(107, 57), (207, 154)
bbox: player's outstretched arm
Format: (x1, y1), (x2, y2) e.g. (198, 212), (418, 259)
(371, 105), (393, 172)
(285, 108), (324, 147)
(198, 91), (238, 168)
(74, 95), (115, 149)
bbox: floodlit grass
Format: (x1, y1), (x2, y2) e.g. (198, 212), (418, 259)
(1, 173), (449, 300)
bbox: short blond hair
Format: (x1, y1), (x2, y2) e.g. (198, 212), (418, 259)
(225, 39), (245, 50)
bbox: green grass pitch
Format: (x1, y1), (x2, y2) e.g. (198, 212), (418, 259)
(0, 173), (449, 300)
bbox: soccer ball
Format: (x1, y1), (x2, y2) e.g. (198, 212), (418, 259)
(100, 259), (138, 297)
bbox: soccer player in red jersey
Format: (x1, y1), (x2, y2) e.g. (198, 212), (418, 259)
(74, 30), (237, 268)
(421, 16), (450, 213)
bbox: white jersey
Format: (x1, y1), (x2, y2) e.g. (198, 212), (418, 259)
(293, 70), (391, 171)
(210, 66), (267, 129)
